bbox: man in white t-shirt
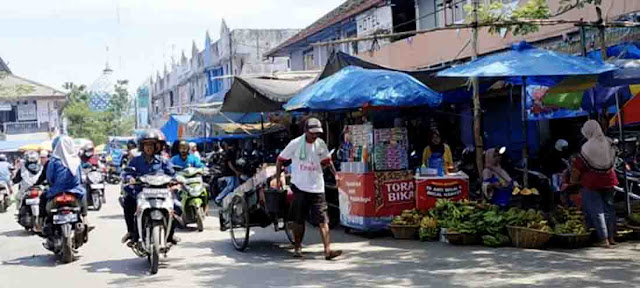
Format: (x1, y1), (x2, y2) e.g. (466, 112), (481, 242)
(276, 117), (342, 260)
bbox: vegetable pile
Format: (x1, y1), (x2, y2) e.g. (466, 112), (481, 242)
(553, 207), (587, 235)
(418, 216), (438, 241)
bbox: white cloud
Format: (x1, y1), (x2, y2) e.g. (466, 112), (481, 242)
(0, 0), (344, 92)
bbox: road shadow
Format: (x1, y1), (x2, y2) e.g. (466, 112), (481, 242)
(0, 229), (34, 238)
(2, 254), (57, 267)
(82, 257), (149, 277)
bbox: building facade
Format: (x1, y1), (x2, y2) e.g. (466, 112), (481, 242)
(266, 0), (640, 72)
(148, 20), (298, 128)
(0, 57), (65, 141)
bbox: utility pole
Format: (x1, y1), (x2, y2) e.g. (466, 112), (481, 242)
(471, 0), (484, 177)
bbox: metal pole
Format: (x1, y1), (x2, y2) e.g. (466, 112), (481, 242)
(471, 0), (484, 176)
(615, 91), (631, 216)
(580, 26), (588, 57)
(522, 77), (529, 188)
(260, 112), (265, 149)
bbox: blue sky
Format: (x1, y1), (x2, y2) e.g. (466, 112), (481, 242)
(0, 0), (344, 92)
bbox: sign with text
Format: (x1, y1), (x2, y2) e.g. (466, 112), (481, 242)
(17, 103), (37, 121)
(416, 177), (469, 210)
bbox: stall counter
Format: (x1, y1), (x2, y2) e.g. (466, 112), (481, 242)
(338, 170), (416, 232)
(415, 173), (469, 210)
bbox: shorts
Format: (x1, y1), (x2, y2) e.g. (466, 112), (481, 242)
(288, 184), (328, 225)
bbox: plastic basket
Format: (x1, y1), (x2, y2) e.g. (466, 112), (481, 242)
(390, 225), (419, 239)
(553, 233), (592, 249)
(506, 225), (552, 249)
(445, 232), (481, 245)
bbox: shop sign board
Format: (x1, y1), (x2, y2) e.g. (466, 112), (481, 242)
(17, 103), (37, 121)
(0, 102), (12, 111)
(416, 177), (469, 210)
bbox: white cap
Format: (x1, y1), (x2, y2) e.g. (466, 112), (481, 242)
(306, 118), (324, 133)
(189, 142), (196, 148)
(40, 150), (49, 157)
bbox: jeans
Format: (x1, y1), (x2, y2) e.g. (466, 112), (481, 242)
(582, 188), (616, 240)
(215, 176), (238, 203)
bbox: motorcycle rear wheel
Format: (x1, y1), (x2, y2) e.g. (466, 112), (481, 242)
(229, 196), (249, 251)
(92, 192), (102, 211)
(61, 236), (74, 264)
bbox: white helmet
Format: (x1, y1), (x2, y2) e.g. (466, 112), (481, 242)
(555, 139), (569, 152)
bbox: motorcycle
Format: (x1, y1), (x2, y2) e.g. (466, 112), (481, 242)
(106, 162), (122, 184)
(83, 165), (106, 211)
(176, 167), (208, 232)
(125, 168), (177, 275)
(0, 182), (10, 213)
(42, 192), (88, 263)
(17, 185), (44, 231)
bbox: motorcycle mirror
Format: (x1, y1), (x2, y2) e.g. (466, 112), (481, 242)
(614, 138), (620, 145)
(329, 149), (335, 156)
(410, 151), (416, 157)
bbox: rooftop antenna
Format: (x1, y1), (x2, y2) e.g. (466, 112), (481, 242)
(104, 46), (113, 73)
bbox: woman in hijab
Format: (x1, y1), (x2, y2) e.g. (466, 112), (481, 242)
(482, 147), (517, 207)
(571, 120), (618, 248)
(43, 136), (86, 218)
(422, 128), (454, 175)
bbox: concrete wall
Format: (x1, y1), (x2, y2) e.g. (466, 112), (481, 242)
(362, 0), (640, 70)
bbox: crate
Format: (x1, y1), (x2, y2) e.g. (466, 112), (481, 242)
(506, 225), (552, 249)
(390, 225), (419, 239)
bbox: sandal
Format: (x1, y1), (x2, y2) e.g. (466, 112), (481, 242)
(293, 249), (303, 258)
(325, 250), (343, 260)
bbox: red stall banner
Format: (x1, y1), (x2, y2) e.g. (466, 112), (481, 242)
(416, 177), (469, 211)
(338, 172), (376, 217)
(374, 170), (416, 215)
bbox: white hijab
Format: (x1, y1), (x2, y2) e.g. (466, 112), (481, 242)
(580, 120), (615, 170)
(52, 136), (81, 176)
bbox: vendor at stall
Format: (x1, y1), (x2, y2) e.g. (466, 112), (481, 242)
(482, 147), (518, 207)
(422, 128), (454, 175)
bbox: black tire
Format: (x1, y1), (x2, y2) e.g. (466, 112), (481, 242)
(62, 236), (74, 264)
(229, 196), (249, 251)
(0, 201), (5, 213)
(3, 196), (9, 211)
(92, 192), (102, 211)
(150, 224), (161, 274)
(196, 207), (205, 232)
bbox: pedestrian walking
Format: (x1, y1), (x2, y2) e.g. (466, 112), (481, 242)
(276, 117), (342, 260)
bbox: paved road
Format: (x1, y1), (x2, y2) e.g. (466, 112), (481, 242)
(2, 185), (640, 288)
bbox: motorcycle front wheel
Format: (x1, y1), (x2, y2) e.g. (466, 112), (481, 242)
(150, 223), (162, 274)
(196, 207), (205, 232)
(92, 192), (102, 211)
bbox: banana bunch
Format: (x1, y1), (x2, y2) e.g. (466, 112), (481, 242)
(526, 220), (551, 232)
(554, 219), (587, 234)
(513, 187), (540, 196)
(628, 213), (640, 226)
(392, 209), (422, 226)
(420, 216), (437, 229)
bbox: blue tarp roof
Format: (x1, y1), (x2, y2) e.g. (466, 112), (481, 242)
(587, 42), (640, 61)
(284, 66), (442, 111)
(161, 114), (192, 143)
(438, 41), (617, 78)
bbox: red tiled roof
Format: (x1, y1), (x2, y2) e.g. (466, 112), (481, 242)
(264, 0), (384, 57)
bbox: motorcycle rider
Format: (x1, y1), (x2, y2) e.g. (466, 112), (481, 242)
(12, 151), (43, 215)
(0, 154), (15, 196)
(40, 136), (87, 237)
(80, 142), (100, 168)
(214, 142), (241, 206)
(121, 130), (180, 245)
(121, 140), (139, 167)
(189, 142), (202, 160)
(171, 140), (205, 169)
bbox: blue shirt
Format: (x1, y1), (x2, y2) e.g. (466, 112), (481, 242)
(45, 157), (86, 199)
(170, 154), (204, 169)
(123, 155), (175, 196)
(0, 161), (12, 182)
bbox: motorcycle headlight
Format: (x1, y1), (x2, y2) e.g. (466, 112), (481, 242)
(140, 174), (173, 186)
(150, 210), (164, 220)
(88, 171), (104, 183)
(188, 184), (204, 196)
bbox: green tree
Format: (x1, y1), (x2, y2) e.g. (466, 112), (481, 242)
(466, 0), (601, 36)
(62, 83), (108, 144)
(105, 80), (134, 137)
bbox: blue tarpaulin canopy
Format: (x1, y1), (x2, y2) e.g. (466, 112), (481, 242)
(438, 41), (617, 78)
(161, 114), (192, 143)
(0, 139), (46, 152)
(588, 42), (640, 61)
(284, 66), (442, 111)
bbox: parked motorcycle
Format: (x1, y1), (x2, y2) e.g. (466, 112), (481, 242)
(176, 167), (208, 232)
(83, 166), (106, 211)
(0, 182), (10, 213)
(16, 185), (44, 231)
(42, 193), (88, 263)
(125, 168), (177, 275)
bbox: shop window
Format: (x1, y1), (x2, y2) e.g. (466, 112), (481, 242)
(391, 0), (416, 41)
(169, 91), (174, 107)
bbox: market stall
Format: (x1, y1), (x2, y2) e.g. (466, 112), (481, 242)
(285, 65), (449, 232)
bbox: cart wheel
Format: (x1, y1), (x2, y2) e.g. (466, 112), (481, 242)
(229, 195), (250, 251)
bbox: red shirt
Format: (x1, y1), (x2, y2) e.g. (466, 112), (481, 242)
(573, 156), (618, 190)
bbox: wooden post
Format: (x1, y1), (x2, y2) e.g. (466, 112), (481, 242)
(471, 0), (484, 176)
(580, 25), (588, 57)
(597, 7), (607, 60)
(521, 77), (529, 188)
(615, 92), (631, 216)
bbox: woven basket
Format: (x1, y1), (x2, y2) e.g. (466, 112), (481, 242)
(506, 225), (552, 249)
(390, 225), (419, 239)
(553, 233), (592, 249)
(445, 232), (481, 245)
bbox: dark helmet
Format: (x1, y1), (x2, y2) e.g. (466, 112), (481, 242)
(461, 147), (475, 164)
(137, 129), (162, 148)
(178, 140), (189, 149)
(127, 139), (137, 149)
